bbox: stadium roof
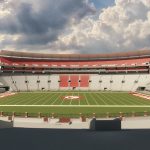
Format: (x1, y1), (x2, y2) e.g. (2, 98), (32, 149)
(1, 50), (150, 61)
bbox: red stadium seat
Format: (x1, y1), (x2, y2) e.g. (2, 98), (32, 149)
(60, 75), (69, 87)
(80, 75), (89, 87)
(70, 75), (79, 87)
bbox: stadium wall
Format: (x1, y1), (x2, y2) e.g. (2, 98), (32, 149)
(0, 74), (150, 92)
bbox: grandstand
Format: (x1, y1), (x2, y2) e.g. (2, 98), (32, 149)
(1, 50), (150, 117)
(1, 50), (150, 92)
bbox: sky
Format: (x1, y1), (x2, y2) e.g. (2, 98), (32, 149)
(90, 0), (114, 9)
(0, 0), (150, 54)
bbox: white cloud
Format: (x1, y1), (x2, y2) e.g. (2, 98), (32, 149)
(51, 0), (150, 53)
(0, 0), (150, 53)
(0, 0), (96, 52)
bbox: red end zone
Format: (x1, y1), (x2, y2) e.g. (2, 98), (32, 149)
(0, 92), (16, 98)
(130, 92), (150, 100)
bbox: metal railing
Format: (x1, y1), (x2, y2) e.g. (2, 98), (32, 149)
(0, 111), (149, 118)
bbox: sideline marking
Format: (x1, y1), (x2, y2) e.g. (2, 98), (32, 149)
(0, 105), (150, 107)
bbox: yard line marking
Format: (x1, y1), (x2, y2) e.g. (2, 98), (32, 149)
(60, 92), (73, 105)
(31, 94), (49, 105)
(34, 93), (56, 105)
(41, 93), (57, 105)
(128, 93), (150, 105)
(51, 93), (63, 105)
(105, 93), (127, 105)
(96, 93), (109, 105)
(60, 96), (66, 105)
(98, 93), (116, 105)
(89, 93), (98, 105)
(69, 92), (80, 105)
(24, 94), (46, 105)
(112, 93), (146, 105)
(117, 94), (139, 105)
(60, 92), (69, 105)
(1, 105), (150, 107)
(49, 93), (62, 105)
(78, 91), (80, 105)
(11, 93), (43, 105)
(93, 93), (107, 105)
(84, 93), (90, 105)
(2, 93), (30, 105)
(7, 94), (35, 105)
(69, 92), (74, 105)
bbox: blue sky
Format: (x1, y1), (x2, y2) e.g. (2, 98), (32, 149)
(91, 0), (115, 9)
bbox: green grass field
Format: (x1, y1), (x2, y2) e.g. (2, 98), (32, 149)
(0, 91), (150, 117)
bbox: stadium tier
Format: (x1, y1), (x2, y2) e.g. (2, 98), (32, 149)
(0, 50), (150, 92)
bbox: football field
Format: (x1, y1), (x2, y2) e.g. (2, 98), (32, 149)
(0, 91), (150, 117)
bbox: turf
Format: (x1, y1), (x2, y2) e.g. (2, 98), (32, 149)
(0, 91), (150, 117)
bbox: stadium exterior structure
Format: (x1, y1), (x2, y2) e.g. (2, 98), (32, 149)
(0, 50), (150, 92)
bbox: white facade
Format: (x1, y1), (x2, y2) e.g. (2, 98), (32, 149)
(0, 74), (150, 92)
(0, 74), (59, 91)
(89, 74), (150, 91)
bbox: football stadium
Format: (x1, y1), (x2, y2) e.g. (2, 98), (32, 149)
(1, 0), (150, 149)
(1, 50), (150, 118)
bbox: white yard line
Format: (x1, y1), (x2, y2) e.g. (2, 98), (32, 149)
(10, 94), (37, 105)
(22, 94), (45, 105)
(60, 92), (72, 105)
(51, 93), (63, 105)
(78, 91), (80, 105)
(84, 93), (90, 105)
(95, 93), (109, 105)
(101, 93), (124, 105)
(33, 94), (55, 105)
(32, 94), (51, 105)
(3, 94), (28, 105)
(60, 94), (68, 105)
(41, 93), (57, 105)
(120, 94), (144, 105)
(90, 93), (100, 105)
(69, 92), (74, 105)
(115, 95), (135, 105)
(1, 105), (150, 107)
(104, 93), (128, 105)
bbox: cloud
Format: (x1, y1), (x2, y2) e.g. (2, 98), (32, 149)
(50, 0), (150, 53)
(0, 0), (150, 54)
(0, 0), (96, 52)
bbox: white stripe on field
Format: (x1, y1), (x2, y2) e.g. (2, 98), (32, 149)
(0, 105), (150, 107)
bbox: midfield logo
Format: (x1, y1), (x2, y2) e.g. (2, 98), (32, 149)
(64, 96), (80, 100)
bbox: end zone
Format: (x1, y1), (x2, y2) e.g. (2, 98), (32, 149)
(0, 92), (16, 98)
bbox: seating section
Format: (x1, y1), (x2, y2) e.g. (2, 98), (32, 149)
(1, 52), (150, 92)
(80, 75), (89, 87)
(0, 74), (150, 91)
(11, 75), (27, 91)
(1, 57), (150, 68)
(27, 75), (39, 91)
(89, 74), (150, 91)
(0, 75), (60, 91)
(70, 75), (79, 87)
(59, 75), (90, 89)
(60, 75), (69, 87)
(38, 75), (49, 91)
(0, 76), (17, 91)
(48, 75), (59, 90)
